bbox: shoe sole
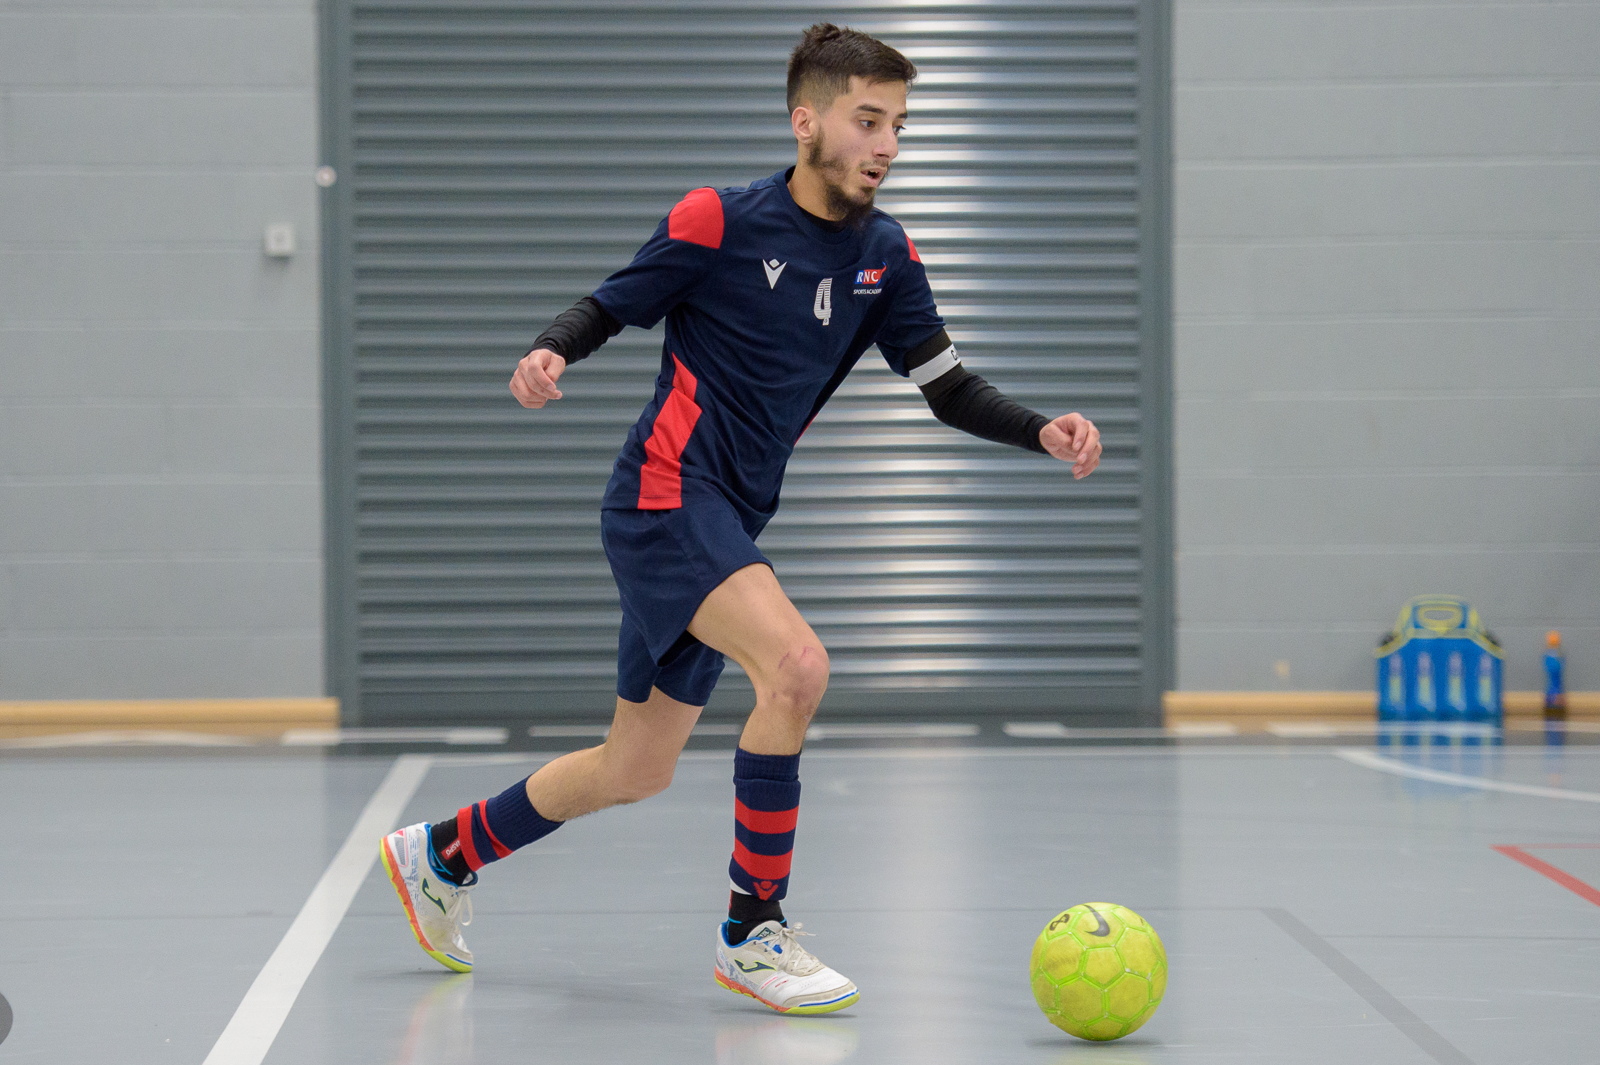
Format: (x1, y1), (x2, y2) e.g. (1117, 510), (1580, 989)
(714, 967), (859, 1015)
(380, 834), (473, 974)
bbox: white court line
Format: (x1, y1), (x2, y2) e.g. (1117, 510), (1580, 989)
(527, 725), (610, 738)
(1335, 748), (1600, 803)
(526, 723), (744, 738)
(1507, 721), (1600, 734)
(203, 754), (434, 1065)
(282, 728), (506, 746)
(1172, 722), (1240, 737)
(1269, 722), (1378, 738)
(805, 722), (978, 740)
(0, 730), (255, 748)
(433, 748), (1208, 769)
(1004, 722), (1070, 738)
(1004, 722), (1239, 739)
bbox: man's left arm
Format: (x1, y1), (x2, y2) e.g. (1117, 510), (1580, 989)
(902, 328), (1103, 480)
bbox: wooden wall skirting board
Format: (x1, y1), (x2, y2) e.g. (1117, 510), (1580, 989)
(0, 698), (339, 739)
(1, 694), (1592, 740)
(1165, 690), (1599, 730)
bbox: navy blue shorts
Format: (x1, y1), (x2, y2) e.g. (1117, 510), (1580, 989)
(601, 498), (769, 706)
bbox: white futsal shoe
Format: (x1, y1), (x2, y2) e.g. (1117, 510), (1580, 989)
(715, 920), (859, 1014)
(380, 822), (475, 973)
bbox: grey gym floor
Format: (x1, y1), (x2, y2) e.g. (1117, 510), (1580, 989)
(3, 737), (1598, 1064)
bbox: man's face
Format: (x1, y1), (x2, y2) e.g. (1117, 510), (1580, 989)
(802, 77), (907, 222)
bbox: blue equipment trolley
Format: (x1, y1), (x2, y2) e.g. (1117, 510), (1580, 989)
(1375, 596), (1504, 724)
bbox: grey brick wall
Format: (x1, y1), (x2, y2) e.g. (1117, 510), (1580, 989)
(1174, 0), (1600, 692)
(0, 0), (323, 698)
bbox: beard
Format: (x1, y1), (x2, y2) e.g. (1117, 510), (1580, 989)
(806, 132), (880, 229)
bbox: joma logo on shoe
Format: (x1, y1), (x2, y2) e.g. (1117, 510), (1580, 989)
(420, 879), (448, 915)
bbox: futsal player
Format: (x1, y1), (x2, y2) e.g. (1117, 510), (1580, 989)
(380, 22), (1102, 1015)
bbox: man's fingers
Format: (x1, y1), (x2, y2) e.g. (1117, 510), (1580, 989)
(1039, 422), (1074, 460)
(528, 361), (563, 399)
(1043, 413), (1102, 478)
(1072, 433), (1103, 479)
(508, 373), (548, 408)
(520, 363), (561, 400)
(512, 358), (562, 403)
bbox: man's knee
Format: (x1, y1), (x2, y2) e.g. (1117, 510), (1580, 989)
(613, 771), (673, 804)
(604, 758), (674, 805)
(597, 736), (678, 804)
(760, 641), (830, 717)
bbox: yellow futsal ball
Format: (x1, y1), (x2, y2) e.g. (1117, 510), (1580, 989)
(1030, 903), (1167, 1041)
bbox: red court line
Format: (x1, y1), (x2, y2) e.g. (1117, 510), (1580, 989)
(1493, 845), (1600, 907)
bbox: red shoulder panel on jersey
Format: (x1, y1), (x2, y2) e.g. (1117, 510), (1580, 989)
(906, 232), (922, 263)
(667, 187), (724, 249)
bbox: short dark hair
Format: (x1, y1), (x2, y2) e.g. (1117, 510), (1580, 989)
(786, 23), (917, 114)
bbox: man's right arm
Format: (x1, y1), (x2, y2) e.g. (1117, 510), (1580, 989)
(510, 296), (623, 408)
(531, 296), (623, 367)
(510, 186), (723, 409)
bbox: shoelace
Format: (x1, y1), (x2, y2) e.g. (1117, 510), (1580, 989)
(771, 922), (822, 976)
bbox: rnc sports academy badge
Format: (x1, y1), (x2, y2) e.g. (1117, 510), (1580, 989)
(853, 262), (887, 296)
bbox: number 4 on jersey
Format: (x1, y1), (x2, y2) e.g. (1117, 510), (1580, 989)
(813, 278), (833, 326)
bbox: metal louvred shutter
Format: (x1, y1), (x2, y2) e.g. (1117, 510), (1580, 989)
(324, 1), (1171, 721)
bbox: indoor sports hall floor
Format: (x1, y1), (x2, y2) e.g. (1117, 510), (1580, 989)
(3, 726), (1597, 1064)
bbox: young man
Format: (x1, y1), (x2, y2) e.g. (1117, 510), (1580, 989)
(380, 23), (1102, 1015)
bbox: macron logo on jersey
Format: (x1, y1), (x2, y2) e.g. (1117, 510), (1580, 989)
(853, 262), (887, 296)
(763, 259), (787, 289)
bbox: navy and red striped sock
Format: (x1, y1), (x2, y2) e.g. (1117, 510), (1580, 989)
(726, 747), (800, 942)
(427, 777), (562, 885)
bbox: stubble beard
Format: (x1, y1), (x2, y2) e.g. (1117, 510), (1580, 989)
(807, 133), (879, 229)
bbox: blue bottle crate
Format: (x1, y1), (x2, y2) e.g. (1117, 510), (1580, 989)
(1375, 596), (1503, 725)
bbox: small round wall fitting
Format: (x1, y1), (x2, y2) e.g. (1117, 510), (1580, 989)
(314, 166), (338, 188)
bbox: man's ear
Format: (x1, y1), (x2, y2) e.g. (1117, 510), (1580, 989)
(791, 105), (818, 144)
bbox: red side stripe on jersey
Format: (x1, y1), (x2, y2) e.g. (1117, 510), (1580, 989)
(906, 232), (922, 263)
(732, 839), (793, 882)
(456, 806), (483, 872)
(735, 798), (799, 835)
(477, 800), (512, 859)
(667, 187), (724, 249)
(638, 354), (702, 509)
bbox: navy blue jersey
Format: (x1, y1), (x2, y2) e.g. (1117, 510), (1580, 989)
(592, 168), (946, 530)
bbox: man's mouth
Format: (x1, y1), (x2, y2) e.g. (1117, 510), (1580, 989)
(860, 166), (886, 187)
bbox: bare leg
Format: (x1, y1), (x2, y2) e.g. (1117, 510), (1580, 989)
(524, 686), (702, 822)
(688, 563), (829, 755)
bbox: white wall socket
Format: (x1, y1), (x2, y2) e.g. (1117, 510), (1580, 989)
(263, 223), (296, 258)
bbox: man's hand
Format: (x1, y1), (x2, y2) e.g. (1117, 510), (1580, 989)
(510, 348), (567, 408)
(1039, 412), (1102, 479)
